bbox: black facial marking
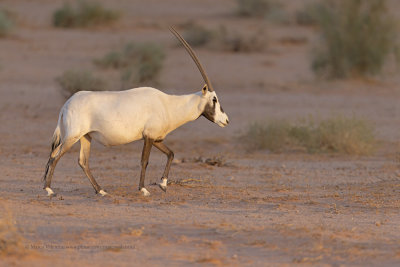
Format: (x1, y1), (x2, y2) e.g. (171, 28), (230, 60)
(202, 100), (216, 122)
(220, 105), (224, 113)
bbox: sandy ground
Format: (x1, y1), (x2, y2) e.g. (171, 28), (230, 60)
(1, 0), (400, 266)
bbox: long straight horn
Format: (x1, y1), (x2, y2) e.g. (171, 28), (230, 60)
(169, 26), (214, 92)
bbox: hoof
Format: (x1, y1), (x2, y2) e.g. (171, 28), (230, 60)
(159, 184), (167, 192)
(45, 187), (55, 197)
(140, 188), (150, 197)
(99, 190), (108, 197)
(159, 178), (168, 192)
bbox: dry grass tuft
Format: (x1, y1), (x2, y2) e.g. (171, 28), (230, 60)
(180, 156), (231, 167)
(239, 115), (376, 155)
(168, 178), (203, 186)
(53, 0), (119, 28)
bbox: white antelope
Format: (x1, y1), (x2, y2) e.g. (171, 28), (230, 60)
(43, 27), (229, 197)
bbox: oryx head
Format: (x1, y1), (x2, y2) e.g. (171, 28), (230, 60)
(199, 84), (229, 127)
(170, 27), (230, 128)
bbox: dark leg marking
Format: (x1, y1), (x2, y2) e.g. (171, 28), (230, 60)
(139, 137), (154, 190)
(153, 141), (174, 192)
(43, 157), (55, 182)
(43, 156), (60, 189)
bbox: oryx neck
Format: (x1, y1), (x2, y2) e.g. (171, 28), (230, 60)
(165, 92), (204, 132)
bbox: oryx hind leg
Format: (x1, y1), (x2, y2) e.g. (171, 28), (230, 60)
(78, 134), (106, 196)
(153, 141), (174, 192)
(43, 137), (79, 196)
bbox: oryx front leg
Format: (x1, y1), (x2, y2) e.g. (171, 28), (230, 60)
(153, 141), (174, 192)
(78, 134), (106, 196)
(139, 137), (154, 196)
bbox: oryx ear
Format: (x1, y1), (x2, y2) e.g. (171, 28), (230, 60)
(202, 84), (208, 95)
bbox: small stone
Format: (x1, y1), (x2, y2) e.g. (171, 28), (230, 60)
(172, 159), (182, 164)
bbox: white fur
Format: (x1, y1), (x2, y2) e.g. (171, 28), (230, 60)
(141, 188), (150, 196)
(45, 187), (54, 196)
(160, 178), (168, 187)
(99, 190), (107, 196)
(55, 87), (228, 148)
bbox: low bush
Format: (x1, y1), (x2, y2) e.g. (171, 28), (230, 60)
(94, 51), (125, 69)
(182, 22), (213, 47)
(236, 0), (273, 17)
(0, 10), (13, 37)
(56, 70), (107, 99)
(239, 115), (376, 155)
(53, 0), (119, 28)
(311, 0), (400, 78)
(215, 26), (266, 52)
(95, 42), (165, 89)
(295, 2), (322, 26)
(177, 23), (267, 52)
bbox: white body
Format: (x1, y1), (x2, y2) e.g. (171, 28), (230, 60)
(56, 87), (228, 146)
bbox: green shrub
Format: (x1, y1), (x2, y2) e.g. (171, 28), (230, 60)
(56, 70), (107, 99)
(239, 115), (375, 155)
(311, 0), (400, 78)
(0, 10), (13, 37)
(96, 42), (165, 89)
(236, 0), (273, 17)
(53, 0), (119, 28)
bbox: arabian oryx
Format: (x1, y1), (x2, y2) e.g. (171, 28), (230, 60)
(43, 27), (229, 197)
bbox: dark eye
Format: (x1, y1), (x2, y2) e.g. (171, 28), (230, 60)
(213, 97), (217, 103)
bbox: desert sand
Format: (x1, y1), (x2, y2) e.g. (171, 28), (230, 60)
(0, 0), (399, 266)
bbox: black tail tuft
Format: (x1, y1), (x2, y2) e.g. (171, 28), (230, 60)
(43, 126), (61, 182)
